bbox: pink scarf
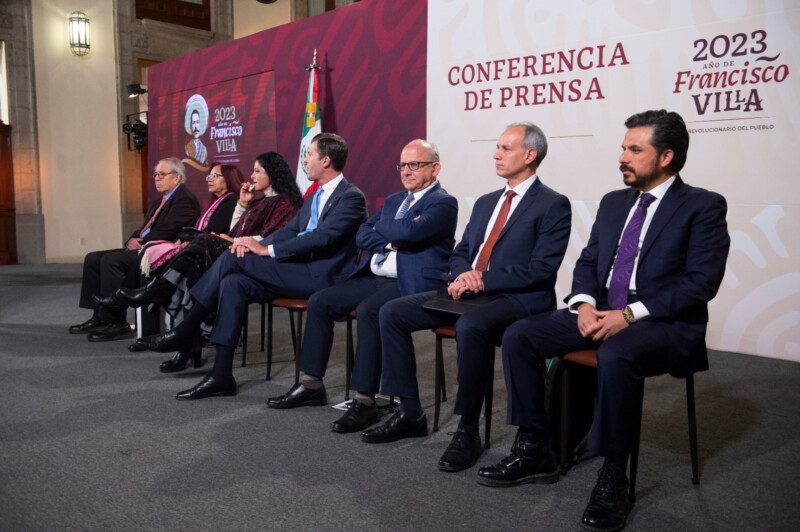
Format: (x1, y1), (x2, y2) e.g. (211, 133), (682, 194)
(141, 192), (235, 276)
(195, 191), (235, 231)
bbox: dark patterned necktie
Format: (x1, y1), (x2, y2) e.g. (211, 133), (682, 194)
(607, 192), (656, 309)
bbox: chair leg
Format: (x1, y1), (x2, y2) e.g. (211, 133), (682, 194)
(438, 344), (448, 403)
(345, 315), (354, 401)
(434, 334), (443, 432)
(294, 310), (304, 384)
(287, 310), (297, 354)
(260, 302), (266, 352)
(483, 352), (495, 450)
(628, 379), (644, 503)
(241, 305), (248, 367)
(559, 360), (571, 473)
(265, 303), (273, 380)
(686, 373), (700, 484)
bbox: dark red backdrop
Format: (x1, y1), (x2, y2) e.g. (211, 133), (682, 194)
(148, 0), (427, 213)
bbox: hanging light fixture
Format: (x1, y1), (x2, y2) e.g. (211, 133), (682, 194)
(68, 11), (90, 56)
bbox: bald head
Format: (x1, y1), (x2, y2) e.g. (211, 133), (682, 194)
(398, 139), (440, 193)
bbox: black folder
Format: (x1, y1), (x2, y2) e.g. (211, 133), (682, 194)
(421, 291), (499, 316)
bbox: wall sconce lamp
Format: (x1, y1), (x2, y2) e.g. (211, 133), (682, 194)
(126, 84), (148, 98)
(68, 11), (91, 56)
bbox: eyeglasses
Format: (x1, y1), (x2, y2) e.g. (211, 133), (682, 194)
(153, 171), (176, 179)
(206, 173), (224, 181)
(396, 161), (436, 171)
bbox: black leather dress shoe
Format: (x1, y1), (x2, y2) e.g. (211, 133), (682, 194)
(68, 316), (108, 334)
(580, 464), (630, 531)
(438, 429), (483, 472)
(266, 383), (327, 409)
(128, 339), (148, 352)
(360, 411), (428, 443)
(331, 400), (380, 433)
(91, 293), (121, 307)
(477, 432), (559, 487)
(116, 277), (174, 308)
(139, 330), (190, 353)
(175, 374), (237, 400)
(160, 350), (203, 373)
(87, 322), (134, 342)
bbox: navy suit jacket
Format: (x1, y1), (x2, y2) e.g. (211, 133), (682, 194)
(130, 184), (201, 244)
(264, 178), (367, 291)
(569, 176), (730, 374)
(451, 178), (572, 316)
(353, 182), (458, 296)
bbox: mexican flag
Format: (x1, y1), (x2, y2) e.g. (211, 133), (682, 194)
(296, 52), (322, 198)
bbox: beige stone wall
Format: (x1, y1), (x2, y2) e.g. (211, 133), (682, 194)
(233, 0), (292, 39)
(32, 0), (122, 262)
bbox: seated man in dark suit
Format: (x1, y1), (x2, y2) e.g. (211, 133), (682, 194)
(482, 110), (730, 532)
(68, 157), (201, 342)
(142, 133), (368, 401)
(266, 139), (458, 433)
(362, 123), (572, 473)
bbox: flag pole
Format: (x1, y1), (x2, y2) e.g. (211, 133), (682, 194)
(296, 49), (323, 197)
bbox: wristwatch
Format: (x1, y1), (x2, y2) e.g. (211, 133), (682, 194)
(621, 306), (635, 324)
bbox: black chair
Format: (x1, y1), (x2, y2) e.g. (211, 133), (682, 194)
(559, 349), (699, 502)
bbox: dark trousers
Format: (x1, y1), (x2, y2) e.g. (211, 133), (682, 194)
(379, 292), (523, 425)
(502, 309), (679, 461)
(79, 248), (139, 323)
(298, 274), (399, 394)
(190, 251), (317, 348)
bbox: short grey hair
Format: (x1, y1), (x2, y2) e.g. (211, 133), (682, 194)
(158, 157), (186, 183)
(407, 138), (440, 162)
(507, 121), (548, 169)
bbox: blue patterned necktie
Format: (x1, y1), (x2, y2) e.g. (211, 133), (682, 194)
(394, 192), (414, 219)
(299, 188), (323, 236)
(375, 192), (414, 265)
(607, 192), (656, 309)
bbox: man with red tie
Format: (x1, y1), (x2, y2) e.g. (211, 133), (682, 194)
(69, 157), (200, 342)
(482, 110), (730, 532)
(363, 123), (572, 474)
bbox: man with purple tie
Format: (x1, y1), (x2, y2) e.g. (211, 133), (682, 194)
(480, 110), (730, 532)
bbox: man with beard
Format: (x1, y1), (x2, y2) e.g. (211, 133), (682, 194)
(479, 110), (730, 532)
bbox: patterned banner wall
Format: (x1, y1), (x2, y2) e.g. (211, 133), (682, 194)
(148, 0), (427, 214)
(427, 1), (799, 361)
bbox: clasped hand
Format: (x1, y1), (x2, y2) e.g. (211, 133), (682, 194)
(577, 303), (628, 342)
(447, 270), (483, 300)
(229, 236), (268, 258)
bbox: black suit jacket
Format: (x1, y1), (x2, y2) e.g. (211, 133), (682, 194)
(264, 178), (368, 290)
(130, 184), (201, 244)
(450, 178), (572, 316)
(569, 176), (730, 374)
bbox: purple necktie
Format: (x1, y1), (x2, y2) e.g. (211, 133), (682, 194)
(607, 192), (656, 309)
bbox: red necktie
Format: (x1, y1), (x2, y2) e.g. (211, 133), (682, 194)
(474, 190), (516, 272)
(140, 196), (167, 236)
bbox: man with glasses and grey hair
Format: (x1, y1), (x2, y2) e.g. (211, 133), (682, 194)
(69, 157), (200, 342)
(362, 123), (571, 476)
(266, 139), (458, 435)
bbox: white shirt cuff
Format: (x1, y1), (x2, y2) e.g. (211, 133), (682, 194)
(628, 302), (649, 321)
(567, 294), (596, 314)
